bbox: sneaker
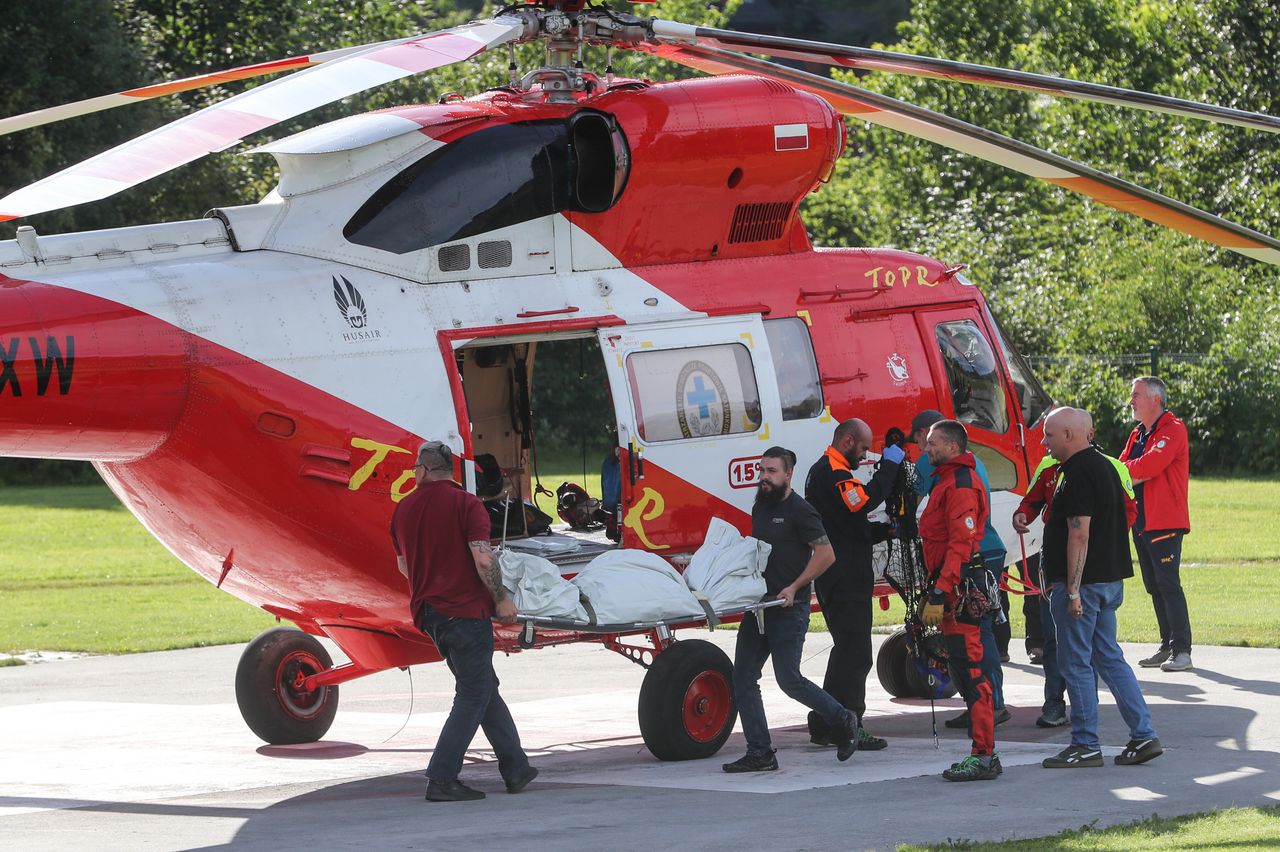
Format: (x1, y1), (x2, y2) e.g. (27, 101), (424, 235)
(942, 753), (1002, 781)
(1028, 650), (1045, 666)
(994, 707), (1011, 726)
(999, 652), (1011, 663)
(1042, 744), (1103, 768)
(834, 714), (858, 762)
(856, 727), (887, 751)
(1115, 737), (1164, 765)
(1036, 709), (1068, 728)
(944, 710), (970, 729)
(722, 750), (778, 773)
(504, 765), (539, 794)
(1161, 652), (1193, 672)
(1139, 647), (1172, 668)
(425, 779), (486, 802)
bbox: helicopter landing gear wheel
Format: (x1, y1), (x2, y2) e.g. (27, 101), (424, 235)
(235, 628), (339, 744)
(877, 628), (959, 699)
(876, 628), (913, 697)
(638, 639), (736, 761)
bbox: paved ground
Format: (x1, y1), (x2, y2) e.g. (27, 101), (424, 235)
(2, 630), (1279, 851)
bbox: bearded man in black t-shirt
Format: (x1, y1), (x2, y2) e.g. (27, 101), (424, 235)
(1039, 408), (1163, 770)
(721, 446), (859, 773)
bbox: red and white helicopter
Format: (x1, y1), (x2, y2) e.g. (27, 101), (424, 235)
(2, 1), (1276, 760)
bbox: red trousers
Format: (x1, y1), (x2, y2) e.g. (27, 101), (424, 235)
(942, 611), (995, 755)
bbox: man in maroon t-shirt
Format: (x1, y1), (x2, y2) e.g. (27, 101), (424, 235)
(391, 441), (537, 802)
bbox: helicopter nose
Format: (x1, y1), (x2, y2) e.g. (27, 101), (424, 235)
(0, 275), (188, 461)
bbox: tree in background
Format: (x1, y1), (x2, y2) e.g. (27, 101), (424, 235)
(801, 0), (1279, 467)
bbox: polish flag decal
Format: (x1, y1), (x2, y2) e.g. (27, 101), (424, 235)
(774, 123), (809, 151)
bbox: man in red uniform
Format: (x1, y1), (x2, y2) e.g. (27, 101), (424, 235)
(1120, 377), (1192, 672)
(391, 440), (537, 802)
(917, 419), (998, 781)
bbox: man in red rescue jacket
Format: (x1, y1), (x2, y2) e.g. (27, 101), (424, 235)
(1120, 376), (1193, 672)
(918, 419), (997, 781)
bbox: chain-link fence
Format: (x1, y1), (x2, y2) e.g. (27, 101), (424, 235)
(1027, 351), (1277, 474)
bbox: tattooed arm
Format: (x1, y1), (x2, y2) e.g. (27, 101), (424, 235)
(471, 540), (517, 623)
(1065, 515), (1091, 618)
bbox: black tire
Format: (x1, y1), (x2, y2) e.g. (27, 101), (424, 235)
(235, 628), (339, 744)
(638, 639), (736, 761)
(876, 628), (913, 697)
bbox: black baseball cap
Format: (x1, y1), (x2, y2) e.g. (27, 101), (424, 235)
(909, 409), (946, 438)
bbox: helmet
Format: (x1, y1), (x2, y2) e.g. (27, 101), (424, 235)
(556, 482), (600, 530)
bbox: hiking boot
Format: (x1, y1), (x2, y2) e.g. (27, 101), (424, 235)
(504, 765), (539, 794)
(1139, 647), (1172, 668)
(856, 727), (887, 751)
(944, 709), (971, 729)
(425, 779), (486, 802)
(834, 714), (858, 762)
(1115, 737), (1164, 766)
(1161, 652), (1193, 672)
(722, 750), (778, 773)
(1036, 708), (1068, 728)
(1042, 744), (1103, 768)
(942, 753), (1002, 781)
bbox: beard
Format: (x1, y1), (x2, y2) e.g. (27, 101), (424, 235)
(755, 480), (784, 507)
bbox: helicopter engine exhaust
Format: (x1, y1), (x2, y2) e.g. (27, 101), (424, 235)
(0, 275), (188, 462)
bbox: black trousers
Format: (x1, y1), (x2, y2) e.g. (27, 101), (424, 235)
(812, 569), (874, 730)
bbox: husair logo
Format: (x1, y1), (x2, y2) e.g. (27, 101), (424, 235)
(332, 275), (367, 329)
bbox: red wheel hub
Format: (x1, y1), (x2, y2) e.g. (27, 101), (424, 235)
(275, 649), (328, 721)
(682, 670), (731, 743)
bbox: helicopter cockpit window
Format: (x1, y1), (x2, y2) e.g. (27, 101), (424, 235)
(344, 120), (570, 254)
(343, 114), (631, 255)
(971, 442), (1018, 491)
(625, 344), (762, 442)
(764, 317), (823, 420)
(935, 320), (1009, 434)
(986, 308), (1054, 428)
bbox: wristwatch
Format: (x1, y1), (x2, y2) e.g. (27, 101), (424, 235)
(1067, 591), (1081, 601)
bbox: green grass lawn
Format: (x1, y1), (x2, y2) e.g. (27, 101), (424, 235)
(1, 475), (1277, 654)
(899, 804), (1280, 851)
(0, 485), (276, 654)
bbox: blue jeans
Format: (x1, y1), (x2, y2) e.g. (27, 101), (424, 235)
(416, 604), (530, 784)
(733, 597), (851, 753)
(1038, 594), (1067, 717)
(1049, 582), (1157, 750)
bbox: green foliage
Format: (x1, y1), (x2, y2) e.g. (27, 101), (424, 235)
(801, 0), (1279, 472)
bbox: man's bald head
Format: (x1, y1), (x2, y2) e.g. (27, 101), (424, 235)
(1042, 407), (1092, 461)
(833, 418), (873, 464)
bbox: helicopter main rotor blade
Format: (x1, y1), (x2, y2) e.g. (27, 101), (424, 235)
(0, 39), (411, 138)
(649, 21), (1280, 134)
(642, 43), (1280, 267)
(0, 17), (527, 223)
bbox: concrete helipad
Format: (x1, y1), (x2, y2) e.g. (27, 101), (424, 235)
(2, 631), (1279, 850)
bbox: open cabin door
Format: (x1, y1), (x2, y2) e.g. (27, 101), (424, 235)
(597, 315), (782, 554)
